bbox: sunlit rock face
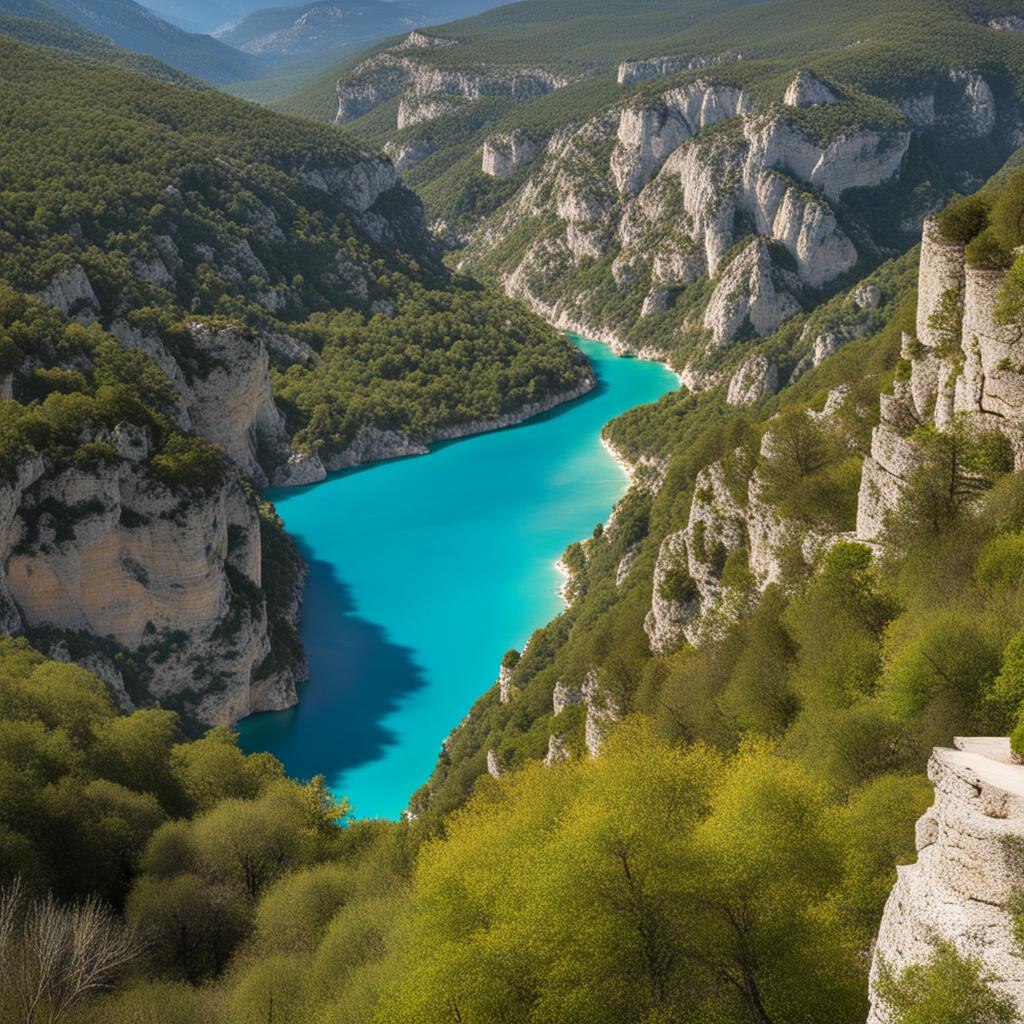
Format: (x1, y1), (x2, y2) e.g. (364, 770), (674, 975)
(867, 738), (1024, 1024)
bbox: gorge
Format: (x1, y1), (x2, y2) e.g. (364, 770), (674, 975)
(238, 334), (678, 818)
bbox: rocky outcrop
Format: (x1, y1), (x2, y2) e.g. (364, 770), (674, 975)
(856, 216), (1024, 542)
(397, 93), (466, 130)
(867, 738), (1024, 1023)
(704, 239), (802, 348)
(384, 139), (437, 172)
(644, 529), (696, 654)
(498, 662), (513, 704)
(32, 265), (99, 321)
(109, 319), (306, 489)
(482, 131), (545, 177)
(894, 70), (1003, 134)
(1, 426), (299, 725)
(727, 353), (779, 405)
(544, 732), (570, 766)
(647, 412), (849, 653)
(611, 80), (749, 194)
(398, 31), (457, 49)
(583, 669), (618, 757)
(989, 15), (1024, 30)
(616, 52), (742, 85)
(783, 70), (841, 108)
(335, 41), (567, 129)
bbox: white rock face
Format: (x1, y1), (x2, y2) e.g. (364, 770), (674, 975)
(498, 662), (514, 704)
(1, 430), (298, 725)
(299, 155), (398, 214)
(397, 93), (465, 129)
(703, 240), (801, 348)
(611, 80), (748, 195)
(582, 669), (618, 757)
(384, 139), (437, 172)
(617, 54), (719, 85)
(336, 50), (565, 128)
(990, 14), (1024, 30)
(398, 30), (457, 49)
(32, 265), (100, 320)
(727, 353), (779, 405)
(640, 286), (671, 318)
(184, 322), (294, 487)
(644, 529), (695, 654)
(544, 732), (570, 766)
(784, 70), (841, 108)
(854, 283), (883, 310)
(867, 738), (1024, 1023)
(552, 678), (583, 716)
(948, 70), (997, 136)
(857, 213), (1024, 541)
(482, 132), (545, 177)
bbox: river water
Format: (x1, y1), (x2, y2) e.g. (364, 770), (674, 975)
(237, 335), (677, 818)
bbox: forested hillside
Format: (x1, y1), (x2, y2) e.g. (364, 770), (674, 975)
(307, 0), (1024, 398)
(0, 0), (266, 81)
(0, 31), (586, 728)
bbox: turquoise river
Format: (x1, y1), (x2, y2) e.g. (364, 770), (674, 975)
(238, 335), (678, 818)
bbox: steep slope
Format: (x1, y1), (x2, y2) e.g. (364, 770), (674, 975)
(0, 0), (265, 81)
(0, 6), (199, 80)
(314, 0), (1024, 398)
(0, 34), (588, 724)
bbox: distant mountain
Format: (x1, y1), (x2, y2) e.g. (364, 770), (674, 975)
(0, 7), (200, 80)
(215, 0), (414, 55)
(215, 0), (506, 56)
(0, 0), (265, 81)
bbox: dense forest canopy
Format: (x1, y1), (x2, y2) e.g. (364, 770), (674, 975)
(0, 35), (587, 461)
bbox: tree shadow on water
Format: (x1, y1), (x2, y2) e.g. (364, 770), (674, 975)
(237, 555), (428, 793)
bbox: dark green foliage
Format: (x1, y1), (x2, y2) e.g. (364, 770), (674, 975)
(965, 226), (1013, 270)
(659, 566), (698, 605)
(937, 192), (991, 245)
(988, 167), (1024, 252)
(0, 36), (586, 459)
(149, 435), (227, 494)
(276, 280), (589, 458)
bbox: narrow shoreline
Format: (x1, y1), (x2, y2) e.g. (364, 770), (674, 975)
(507, 280), (685, 387)
(278, 373), (598, 485)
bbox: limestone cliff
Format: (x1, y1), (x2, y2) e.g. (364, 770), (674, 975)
(457, 65), (1020, 386)
(867, 738), (1024, 1022)
(856, 216), (1024, 542)
(0, 424), (304, 726)
(335, 33), (567, 129)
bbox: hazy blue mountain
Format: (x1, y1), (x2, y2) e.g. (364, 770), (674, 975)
(0, 0), (265, 80)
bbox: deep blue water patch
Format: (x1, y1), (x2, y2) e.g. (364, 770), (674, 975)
(238, 336), (678, 818)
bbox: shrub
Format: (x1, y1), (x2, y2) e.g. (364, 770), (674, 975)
(965, 227), (1012, 271)
(988, 169), (1024, 252)
(937, 192), (991, 246)
(149, 434), (226, 494)
(659, 566), (698, 605)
